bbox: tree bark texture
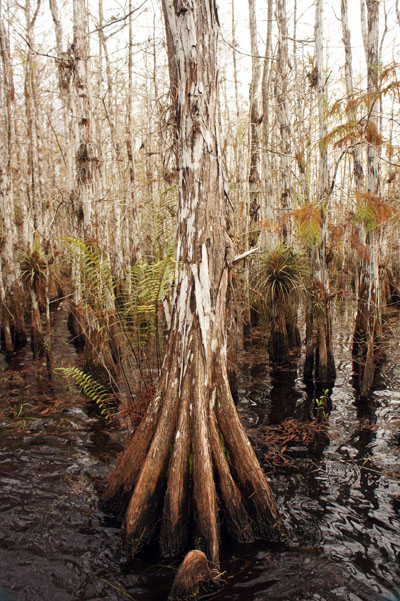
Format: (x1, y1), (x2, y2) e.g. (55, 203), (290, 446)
(308, 0), (336, 387)
(261, 0), (274, 223)
(106, 0), (284, 568)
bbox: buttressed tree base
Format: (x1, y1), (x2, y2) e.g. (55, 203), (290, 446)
(106, 0), (285, 570)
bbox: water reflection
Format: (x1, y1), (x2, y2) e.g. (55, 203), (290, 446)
(1, 306), (400, 600)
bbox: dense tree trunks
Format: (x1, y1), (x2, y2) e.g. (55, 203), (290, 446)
(340, 0), (364, 191)
(49, 0), (75, 225)
(106, 0), (284, 568)
(0, 18), (14, 352)
(24, 0), (45, 237)
(0, 16), (27, 352)
(126, 0), (143, 263)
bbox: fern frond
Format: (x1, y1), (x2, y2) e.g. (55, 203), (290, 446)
(292, 201), (323, 245)
(56, 366), (115, 420)
(141, 187), (178, 258)
(354, 193), (398, 233)
(62, 238), (115, 313)
(320, 122), (363, 151)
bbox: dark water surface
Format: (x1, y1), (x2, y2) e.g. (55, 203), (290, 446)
(1, 307), (400, 601)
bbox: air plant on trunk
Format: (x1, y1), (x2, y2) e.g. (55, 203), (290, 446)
(19, 233), (47, 363)
(251, 245), (307, 364)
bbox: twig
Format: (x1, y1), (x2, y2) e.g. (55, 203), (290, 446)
(232, 247), (259, 265)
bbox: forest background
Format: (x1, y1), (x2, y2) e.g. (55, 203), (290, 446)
(1, 0), (400, 410)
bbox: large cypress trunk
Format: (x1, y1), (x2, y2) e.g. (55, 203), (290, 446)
(106, 0), (285, 568)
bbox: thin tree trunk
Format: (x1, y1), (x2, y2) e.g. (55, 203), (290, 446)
(24, 0), (44, 236)
(275, 0), (292, 240)
(341, 0), (364, 191)
(0, 17), (23, 352)
(316, 0), (335, 386)
(352, 0), (381, 398)
(261, 0), (274, 224)
(72, 0), (98, 238)
(248, 0), (262, 245)
(126, 0), (143, 262)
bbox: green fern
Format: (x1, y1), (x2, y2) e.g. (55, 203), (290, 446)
(145, 187), (177, 257)
(292, 202), (323, 245)
(62, 236), (178, 382)
(135, 255), (177, 314)
(62, 238), (115, 315)
(56, 366), (115, 420)
(354, 193), (397, 234)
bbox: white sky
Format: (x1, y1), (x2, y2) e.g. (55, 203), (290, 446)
(4, 0), (399, 104)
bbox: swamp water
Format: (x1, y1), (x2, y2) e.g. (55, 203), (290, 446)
(0, 306), (400, 601)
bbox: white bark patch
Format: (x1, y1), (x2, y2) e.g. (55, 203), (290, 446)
(209, 387), (217, 411)
(191, 243), (212, 358)
(192, 135), (204, 171)
(177, 274), (190, 334)
(163, 298), (172, 331)
(199, 124), (212, 151)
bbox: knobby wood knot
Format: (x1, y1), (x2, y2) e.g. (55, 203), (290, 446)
(175, 0), (193, 15)
(168, 550), (219, 601)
